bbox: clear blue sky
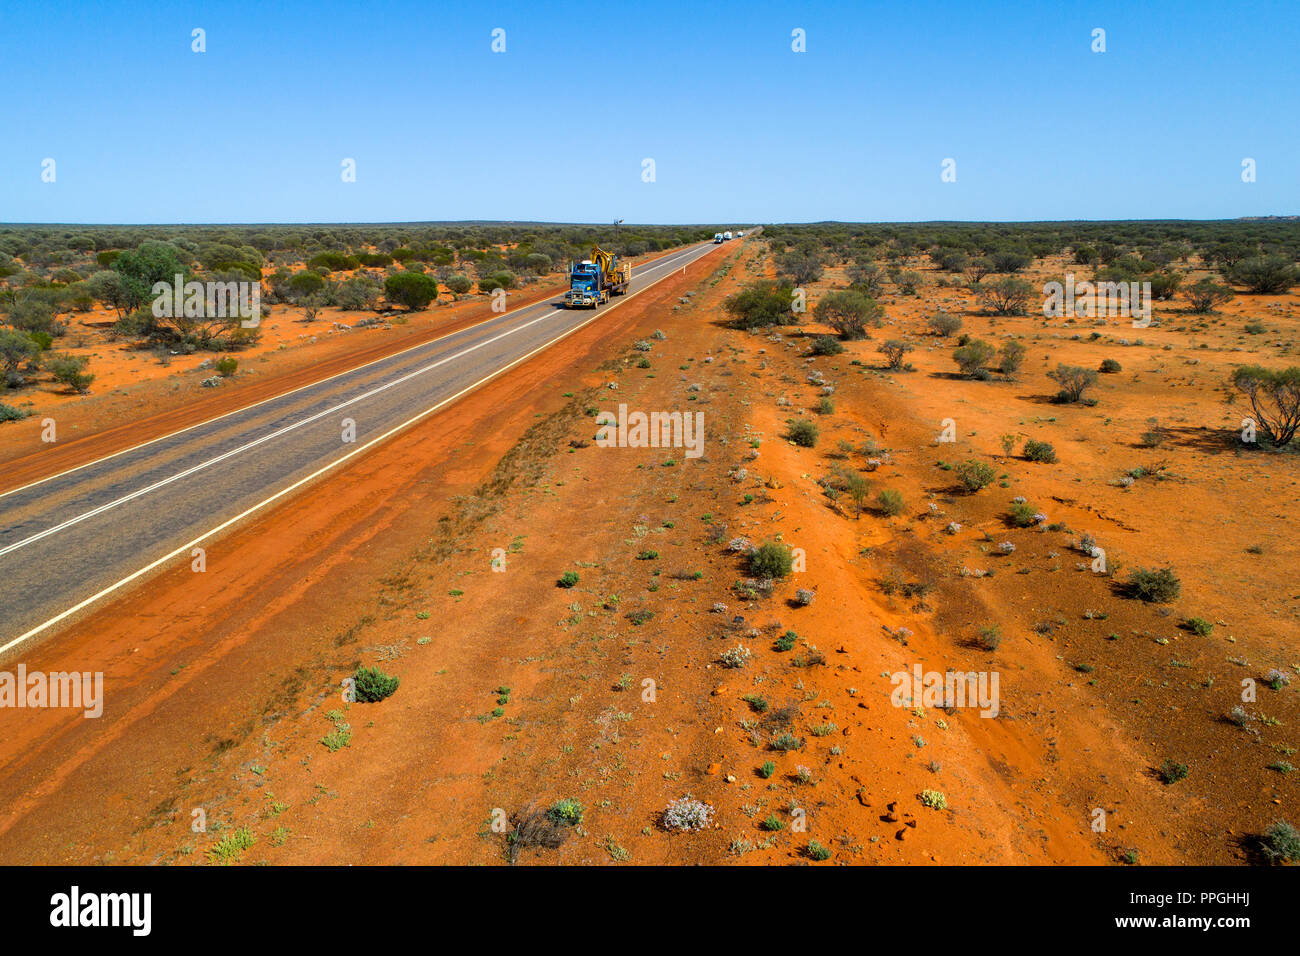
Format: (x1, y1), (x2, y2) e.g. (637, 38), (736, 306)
(2, 0), (1297, 224)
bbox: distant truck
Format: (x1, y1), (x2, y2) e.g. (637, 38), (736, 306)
(565, 245), (630, 308)
(736, 230), (745, 237)
(713, 233), (724, 244)
(723, 231), (733, 241)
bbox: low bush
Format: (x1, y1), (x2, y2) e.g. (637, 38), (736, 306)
(1023, 439), (1057, 463)
(1127, 567), (1181, 603)
(353, 666), (400, 702)
(748, 541), (794, 578)
(955, 459), (996, 492)
(785, 418), (819, 447)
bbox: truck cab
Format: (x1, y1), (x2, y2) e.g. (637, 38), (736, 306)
(723, 231), (733, 241)
(565, 260), (605, 308)
(713, 233), (724, 244)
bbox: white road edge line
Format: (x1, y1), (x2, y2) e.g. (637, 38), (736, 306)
(0, 240), (724, 654)
(0, 244), (705, 502)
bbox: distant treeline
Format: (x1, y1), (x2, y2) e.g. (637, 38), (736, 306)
(758, 219), (1300, 269)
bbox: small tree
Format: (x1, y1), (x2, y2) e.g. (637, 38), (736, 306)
(964, 257), (994, 284)
(847, 262), (886, 297)
(1048, 364), (1099, 403)
(0, 329), (40, 385)
(445, 274), (473, 295)
(1184, 277), (1234, 313)
(999, 340), (1027, 377)
(288, 270), (326, 302)
(1231, 365), (1300, 446)
(928, 311), (962, 337)
(977, 277), (1034, 315)
(385, 271), (438, 311)
(45, 352), (94, 394)
(878, 339), (912, 369)
(1229, 255), (1299, 294)
(723, 280), (794, 330)
(777, 250), (823, 286)
(953, 339), (996, 378)
(813, 290), (883, 340)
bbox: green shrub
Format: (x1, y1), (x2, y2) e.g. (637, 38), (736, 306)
(45, 353), (93, 394)
(977, 276), (1034, 314)
(0, 403), (30, 422)
(806, 841), (832, 861)
(952, 339), (996, 377)
(1230, 365), (1300, 446)
(1261, 820), (1300, 864)
(287, 270), (325, 300)
(758, 761), (777, 779)
(1184, 617), (1214, 636)
(353, 666), (400, 702)
(1048, 364), (1099, 403)
(928, 312), (962, 337)
(999, 340), (1027, 376)
(748, 541), (794, 578)
(1023, 439), (1057, 463)
(1099, 358), (1122, 373)
(723, 280), (795, 330)
(1229, 255), (1299, 294)
(385, 271), (438, 311)
(876, 489), (905, 516)
(547, 798), (584, 827)
(809, 335), (843, 356)
(1008, 502), (1038, 526)
(557, 570), (579, 588)
(1185, 277), (1233, 313)
(1158, 759), (1188, 784)
(977, 624), (1002, 651)
(444, 274), (473, 295)
(955, 459), (996, 492)
(785, 418), (818, 447)
(878, 339), (913, 369)
(215, 356), (238, 377)
(813, 289), (883, 340)
(1127, 567), (1181, 603)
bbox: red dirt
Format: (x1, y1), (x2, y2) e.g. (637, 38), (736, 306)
(1, 239), (1294, 867)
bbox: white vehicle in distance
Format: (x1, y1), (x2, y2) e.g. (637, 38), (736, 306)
(736, 230), (745, 237)
(723, 231), (733, 240)
(713, 232), (724, 243)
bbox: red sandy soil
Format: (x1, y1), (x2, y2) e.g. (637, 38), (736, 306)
(0, 240), (1295, 866)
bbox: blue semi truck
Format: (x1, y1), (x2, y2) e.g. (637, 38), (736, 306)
(565, 245), (630, 308)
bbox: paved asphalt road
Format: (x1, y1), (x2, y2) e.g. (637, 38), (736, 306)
(0, 240), (724, 652)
